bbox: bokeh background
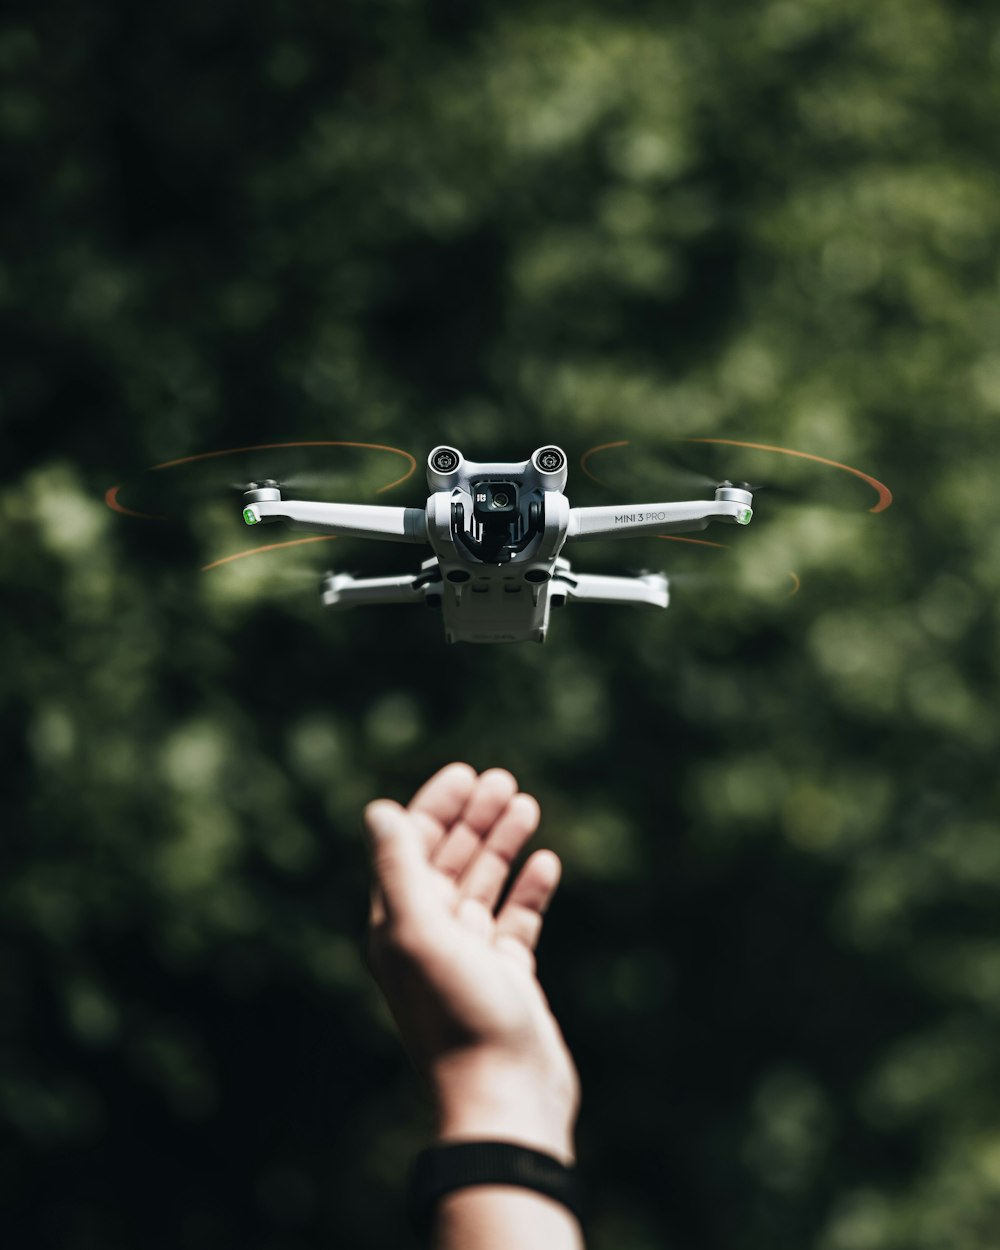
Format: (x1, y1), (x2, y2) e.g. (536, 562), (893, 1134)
(4, 2), (1000, 1247)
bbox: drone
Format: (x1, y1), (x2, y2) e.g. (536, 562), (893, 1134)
(239, 445), (755, 643)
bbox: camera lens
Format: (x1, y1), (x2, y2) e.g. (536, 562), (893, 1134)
(473, 480), (517, 520)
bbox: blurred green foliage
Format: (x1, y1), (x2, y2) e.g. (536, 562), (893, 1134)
(4, 1), (1000, 1247)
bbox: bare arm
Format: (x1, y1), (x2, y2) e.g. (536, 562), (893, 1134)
(363, 764), (585, 1250)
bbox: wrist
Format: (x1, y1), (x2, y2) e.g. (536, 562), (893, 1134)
(431, 1059), (578, 1166)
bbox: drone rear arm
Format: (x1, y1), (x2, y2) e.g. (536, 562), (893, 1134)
(566, 496), (751, 541)
(321, 570), (427, 609)
(243, 500), (428, 544)
(555, 567), (669, 609)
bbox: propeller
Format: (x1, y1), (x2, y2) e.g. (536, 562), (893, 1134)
(104, 440), (418, 575)
(105, 440), (418, 525)
(197, 531), (369, 610)
(579, 434), (878, 599)
(579, 437), (893, 514)
(199, 533), (341, 574)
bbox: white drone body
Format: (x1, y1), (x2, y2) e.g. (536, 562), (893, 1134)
(241, 445), (754, 643)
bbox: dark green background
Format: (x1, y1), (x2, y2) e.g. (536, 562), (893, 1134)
(4, 2), (999, 1247)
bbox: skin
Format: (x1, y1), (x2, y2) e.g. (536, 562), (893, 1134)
(363, 763), (581, 1164)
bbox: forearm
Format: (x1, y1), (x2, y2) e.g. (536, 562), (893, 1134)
(432, 1182), (585, 1250)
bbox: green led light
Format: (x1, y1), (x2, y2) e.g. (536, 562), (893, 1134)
(737, 507), (753, 525)
(243, 507), (259, 525)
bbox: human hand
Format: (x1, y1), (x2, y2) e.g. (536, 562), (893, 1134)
(363, 763), (580, 1163)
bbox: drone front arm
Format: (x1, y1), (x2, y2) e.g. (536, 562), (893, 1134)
(243, 500), (428, 544)
(566, 497), (752, 541)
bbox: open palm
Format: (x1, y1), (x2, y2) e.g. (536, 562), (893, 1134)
(364, 763), (579, 1115)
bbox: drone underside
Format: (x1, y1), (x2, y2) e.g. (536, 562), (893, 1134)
(321, 555), (670, 644)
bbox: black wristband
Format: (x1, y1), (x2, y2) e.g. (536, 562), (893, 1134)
(407, 1140), (585, 1242)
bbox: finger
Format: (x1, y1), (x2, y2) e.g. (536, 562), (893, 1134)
(364, 799), (435, 929)
(410, 809), (446, 861)
(367, 835), (455, 930)
(494, 849), (562, 967)
(408, 762), (478, 856)
(458, 793), (541, 913)
(431, 768), (518, 880)
(368, 878), (386, 930)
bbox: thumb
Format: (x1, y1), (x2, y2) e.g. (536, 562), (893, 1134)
(364, 799), (429, 927)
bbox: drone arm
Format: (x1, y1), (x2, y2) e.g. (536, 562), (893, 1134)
(554, 569), (669, 609)
(321, 571), (428, 610)
(243, 500), (428, 544)
(565, 498), (751, 541)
